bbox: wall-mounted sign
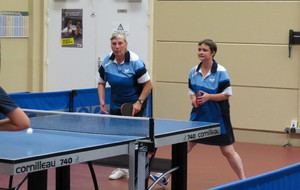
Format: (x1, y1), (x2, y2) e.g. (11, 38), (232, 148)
(112, 21), (129, 36)
(0, 11), (29, 38)
(61, 9), (83, 48)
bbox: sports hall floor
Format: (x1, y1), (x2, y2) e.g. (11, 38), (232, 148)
(1, 142), (300, 190)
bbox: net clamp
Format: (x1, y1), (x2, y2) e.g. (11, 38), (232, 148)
(137, 139), (155, 154)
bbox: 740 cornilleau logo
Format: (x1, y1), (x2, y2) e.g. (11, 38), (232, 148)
(186, 128), (220, 141)
(15, 157), (75, 174)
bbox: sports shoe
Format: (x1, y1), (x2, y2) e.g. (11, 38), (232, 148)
(149, 173), (169, 188)
(109, 168), (128, 180)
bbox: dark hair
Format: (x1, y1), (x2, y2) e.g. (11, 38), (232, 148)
(198, 39), (217, 55)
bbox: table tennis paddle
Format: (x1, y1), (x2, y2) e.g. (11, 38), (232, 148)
(196, 91), (203, 106)
(196, 91), (203, 100)
(121, 103), (133, 116)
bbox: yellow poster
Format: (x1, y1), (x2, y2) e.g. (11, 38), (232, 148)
(61, 38), (74, 46)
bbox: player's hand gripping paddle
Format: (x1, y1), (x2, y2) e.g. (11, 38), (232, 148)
(195, 91), (204, 107)
(121, 103), (133, 116)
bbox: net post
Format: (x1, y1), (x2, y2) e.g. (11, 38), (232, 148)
(149, 118), (154, 141)
(148, 118), (155, 154)
(68, 89), (77, 112)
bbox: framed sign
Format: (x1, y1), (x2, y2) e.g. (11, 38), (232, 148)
(0, 11), (29, 37)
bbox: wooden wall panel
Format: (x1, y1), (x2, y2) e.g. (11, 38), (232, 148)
(0, 0), (28, 11)
(154, 82), (191, 120)
(0, 39), (29, 92)
(155, 1), (300, 43)
(231, 87), (299, 131)
(154, 42), (198, 83)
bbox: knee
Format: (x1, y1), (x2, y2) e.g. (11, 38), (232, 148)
(220, 146), (236, 158)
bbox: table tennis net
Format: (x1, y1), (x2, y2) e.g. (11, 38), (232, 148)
(23, 109), (151, 137)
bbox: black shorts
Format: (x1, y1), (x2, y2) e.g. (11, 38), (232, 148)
(193, 129), (235, 146)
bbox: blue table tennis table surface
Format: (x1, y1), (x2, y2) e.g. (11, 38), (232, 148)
(0, 129), (139, 160)
(0, 119), (219, 175)
(0, 111), (220, 189)
(0, 119), (218, 160)
(0, 111), (220, 190)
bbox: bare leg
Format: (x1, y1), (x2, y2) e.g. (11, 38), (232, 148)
(219, 145), (246, 180)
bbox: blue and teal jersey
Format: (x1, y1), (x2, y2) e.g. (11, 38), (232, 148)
(97, 50), (150, 110)
(188, 61), (232, 134)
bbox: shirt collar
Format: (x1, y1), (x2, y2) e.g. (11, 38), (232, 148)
(109, 50), (130, 63)
(196, 59), (218, 74)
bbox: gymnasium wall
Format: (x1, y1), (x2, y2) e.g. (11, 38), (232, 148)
(2, 0), (300, 146)
(0, 0), (29, 92)
(0, 0), (46, 93)
(152, 1), (300, 145)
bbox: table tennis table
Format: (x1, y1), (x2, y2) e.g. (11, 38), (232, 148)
(0, 109), (220, 190)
